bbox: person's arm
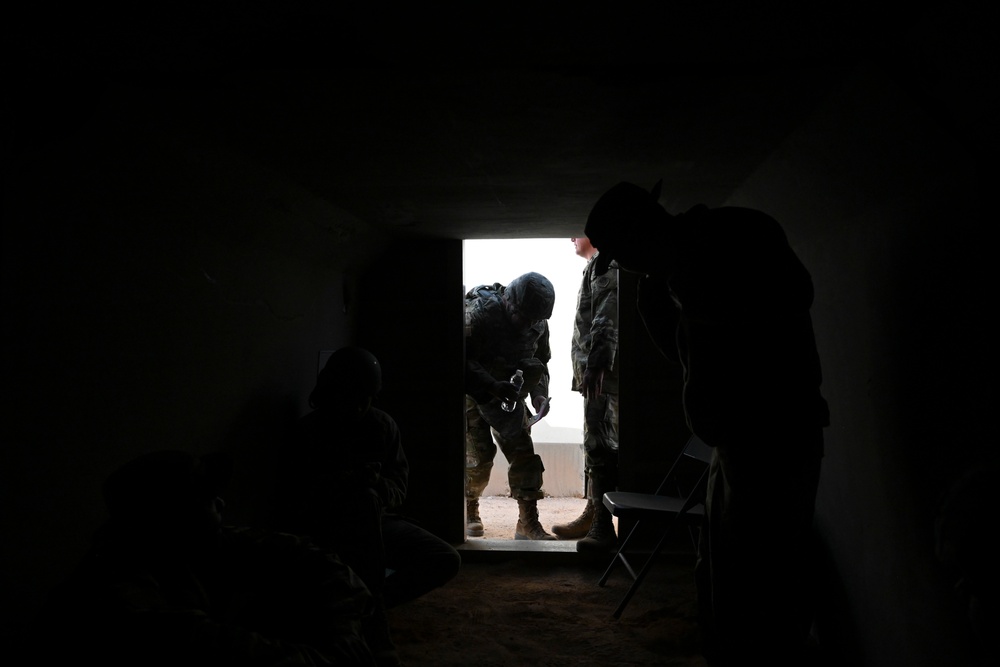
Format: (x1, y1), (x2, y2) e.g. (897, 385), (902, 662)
(583, 267), (619, 398)
(465, 357), (513, 405)
(464, 292), (520, 404)
(528, 323), (551, 409)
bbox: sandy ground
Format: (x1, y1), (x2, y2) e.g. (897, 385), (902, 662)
(388, 496), (828, 666)
(471, 495), (618, 540)
(387, 535), (706, 666)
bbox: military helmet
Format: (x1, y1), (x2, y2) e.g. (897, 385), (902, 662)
(586, 180), (665, 275)
(506, 272), (555, 321)
(311, 346), (382, 408)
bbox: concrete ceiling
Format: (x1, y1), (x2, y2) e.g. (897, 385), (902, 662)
(176, 64), (849, 240)
(15, 3), (980, 240)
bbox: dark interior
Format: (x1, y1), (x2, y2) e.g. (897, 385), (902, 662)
(5, 4), (994, 666)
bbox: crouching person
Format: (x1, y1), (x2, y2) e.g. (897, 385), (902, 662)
(30, 449), (377, 667)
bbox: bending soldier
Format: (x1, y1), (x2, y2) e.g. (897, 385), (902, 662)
(585, 180), (829, 666)
(464, 271), (555, 541)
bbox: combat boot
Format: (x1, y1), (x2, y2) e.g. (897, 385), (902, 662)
(576, 503), (617, 554)
(551, 499), (595, 539)
(515, 499), (556, 540)
(466, 498), (484, 537)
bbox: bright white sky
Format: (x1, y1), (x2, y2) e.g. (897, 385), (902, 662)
(463, 238), (585, 443)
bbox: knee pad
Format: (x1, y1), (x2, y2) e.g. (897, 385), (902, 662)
(465, 461), (494, 497)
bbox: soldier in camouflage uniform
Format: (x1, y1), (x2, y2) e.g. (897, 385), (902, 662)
(552, 236), (620, 553)
(464, 272), (556, 540)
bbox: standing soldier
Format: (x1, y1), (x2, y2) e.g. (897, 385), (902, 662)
(585, 180), (829, 666)
(464, 272), (555, 540)
(552, 237), (620, 552)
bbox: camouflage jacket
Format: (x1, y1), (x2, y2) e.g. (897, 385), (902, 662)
(571, 252), (619, 395)
(464, 282), (551, 408)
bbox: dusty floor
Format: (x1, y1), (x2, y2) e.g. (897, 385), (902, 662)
(386, 494), (703, 666)
(387, 544), (705, 666)
(469, 495), (617, 540)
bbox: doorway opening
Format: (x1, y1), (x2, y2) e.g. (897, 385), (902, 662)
(462, 238), (589, 543)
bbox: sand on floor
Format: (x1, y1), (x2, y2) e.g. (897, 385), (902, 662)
(470, 495), (618, 540)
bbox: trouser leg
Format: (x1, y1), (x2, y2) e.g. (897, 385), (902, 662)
(577, 468), (618, 553)
(698, 431), (823, 666)
(315, 489), (396, 667)
(465, 398), (497, 501)
(495, 428), (544, 501)
(314, 487), (386, 597)
(554, 393), (619, 539)
(494, 427), (554, 540)
(575, 394), (619, 552)
(381, 515), (462, 609)
(582, 392), (619, 498)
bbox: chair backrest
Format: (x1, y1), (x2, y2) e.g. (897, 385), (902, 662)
(652, 433), (713, 497)
(682, 434), (713, 465)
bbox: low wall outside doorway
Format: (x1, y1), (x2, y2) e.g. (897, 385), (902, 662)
(482, 441), (585, 498)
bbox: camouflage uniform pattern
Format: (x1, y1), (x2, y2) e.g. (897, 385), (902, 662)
(465, 283), (551, 501)
(572, 251), (620, 489)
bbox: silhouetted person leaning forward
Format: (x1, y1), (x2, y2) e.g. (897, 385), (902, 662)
(585, 181), (830, 666)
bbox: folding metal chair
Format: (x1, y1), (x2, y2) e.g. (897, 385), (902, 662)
(598, 433), (713, 618)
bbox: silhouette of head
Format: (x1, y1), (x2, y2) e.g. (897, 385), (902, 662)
(102, 449), (232, 549)
(585, 180), (669, 275)
(505, 272), (555, 328)
(310, 346), (382, 417)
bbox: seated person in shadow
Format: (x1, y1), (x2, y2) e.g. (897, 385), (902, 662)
(275, 346), (462, 667)
(29, 449), (377, 667)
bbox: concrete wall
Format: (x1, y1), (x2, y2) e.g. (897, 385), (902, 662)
(2, 82), (394, 639)
(723, 64), (991, 667)
(483, 441), (586, 498)
(604, 62), (993, 666)
(352, 239), (467, 542)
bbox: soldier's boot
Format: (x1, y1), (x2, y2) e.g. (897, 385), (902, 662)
(551, 498), (595, 539)
(515, 499), (556, 540)
(576, 503), (617, 554)
(466, 497), (485, 537)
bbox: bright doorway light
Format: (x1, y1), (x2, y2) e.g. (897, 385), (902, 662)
(463, 238), (585, 445)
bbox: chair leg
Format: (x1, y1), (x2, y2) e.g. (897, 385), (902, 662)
(612, 522), (674, 619)
(597, 553), (617, 587)
(598, 518), (640, 587)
